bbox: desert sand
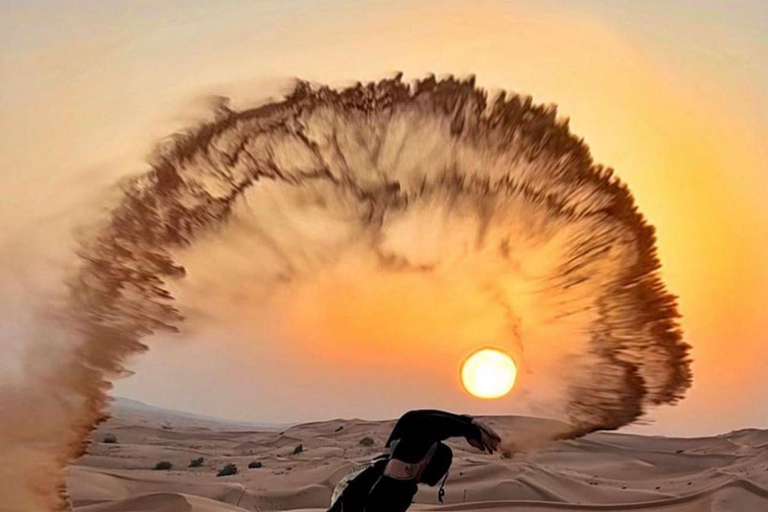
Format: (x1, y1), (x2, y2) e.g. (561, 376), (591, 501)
(68, 399), (768, 512)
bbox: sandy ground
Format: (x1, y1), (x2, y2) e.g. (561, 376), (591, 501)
(68, 399), (768, 512)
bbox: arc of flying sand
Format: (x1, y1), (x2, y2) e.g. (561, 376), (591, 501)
(38, 74), (691, 510)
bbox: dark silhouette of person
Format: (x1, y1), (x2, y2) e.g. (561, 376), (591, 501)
(328, 410), (502, 511)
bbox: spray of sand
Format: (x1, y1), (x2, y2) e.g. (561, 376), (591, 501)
(0, 75), (690, 510)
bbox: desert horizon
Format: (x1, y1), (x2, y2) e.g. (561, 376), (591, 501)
(67, 396), (768, 512)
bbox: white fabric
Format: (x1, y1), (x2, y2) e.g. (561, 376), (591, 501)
(330, 461), (373, 506)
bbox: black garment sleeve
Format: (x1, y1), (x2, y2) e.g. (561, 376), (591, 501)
(364, 474), (417, 512)
(385, 410), (482, 462)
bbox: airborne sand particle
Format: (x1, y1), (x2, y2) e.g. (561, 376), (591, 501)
(0, 75), (690, 510)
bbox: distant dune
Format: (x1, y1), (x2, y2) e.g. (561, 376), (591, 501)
(109, 397), (288, 432)
(68, 400), (768, 512)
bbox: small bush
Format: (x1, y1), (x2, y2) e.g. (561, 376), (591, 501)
(293, 444), (304, 455)
(189, 457), (204, 467)
(154, 461), (173, 470)
(359, 437), (375, 447)
(248, 461), (263, 469)
(217, 463), (238, 477)
(103, 433), (118, 444)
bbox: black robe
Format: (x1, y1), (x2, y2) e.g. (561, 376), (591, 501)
(328, 410), (483, 512)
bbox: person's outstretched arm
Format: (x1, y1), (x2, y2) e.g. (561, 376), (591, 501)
(385, 410), (474, 445)
(386, 410), (501, 460)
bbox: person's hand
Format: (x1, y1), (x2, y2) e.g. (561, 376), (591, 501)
(468, 419), (502, 454)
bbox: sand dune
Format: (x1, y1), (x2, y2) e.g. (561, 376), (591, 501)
(77, 492), (251, 512)
(68, 399), (767, 512)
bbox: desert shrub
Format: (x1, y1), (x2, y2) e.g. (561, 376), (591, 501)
(154, 461), (173, 470)
(103, 433), (118, 444)
(217, 463), (238, 477)
(293, 444), (304, 455)
(189, 457), (204, 467)
(359, 437), (375, 447)
(248, 461), (263, 469)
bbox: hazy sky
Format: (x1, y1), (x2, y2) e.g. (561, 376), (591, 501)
(1, 0), (766, 436)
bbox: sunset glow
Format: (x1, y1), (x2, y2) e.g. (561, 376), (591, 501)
(1, 2), (767, 510)
(461, 348), (518, 399)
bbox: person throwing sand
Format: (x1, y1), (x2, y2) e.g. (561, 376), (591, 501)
(328, 409), (501, 511)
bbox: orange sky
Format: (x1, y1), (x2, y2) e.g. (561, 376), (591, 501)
(1, 0), (766, 435)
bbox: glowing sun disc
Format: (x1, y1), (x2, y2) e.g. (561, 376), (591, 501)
(461, 348), (517, 399)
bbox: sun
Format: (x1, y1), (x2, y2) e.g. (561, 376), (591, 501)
(461, 348), (518, 399)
